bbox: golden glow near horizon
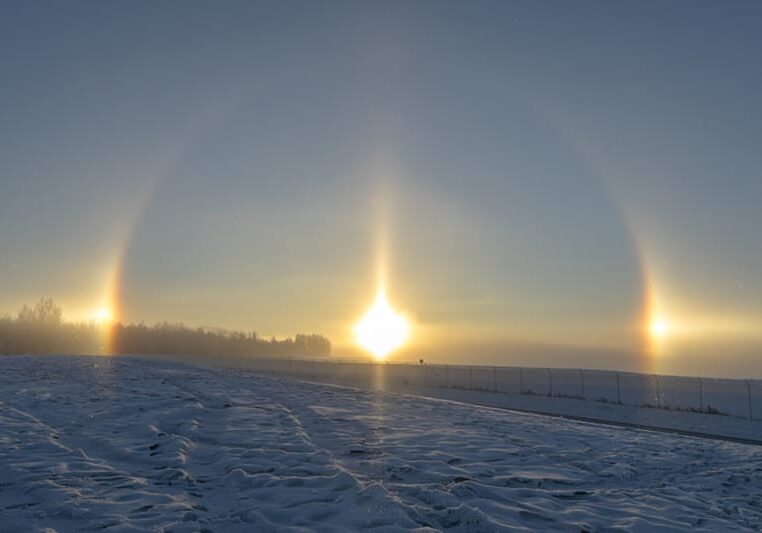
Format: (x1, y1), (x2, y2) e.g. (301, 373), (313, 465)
(354, 287), (409, 360)
(92, 307), (113, 325)
(650, 318), (670, 339)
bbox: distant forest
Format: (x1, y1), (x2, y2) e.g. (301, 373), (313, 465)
(0, 298), (331, 358)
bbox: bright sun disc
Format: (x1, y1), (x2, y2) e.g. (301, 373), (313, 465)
(354, 288), (409, 360)
(650, 319), (669, 338)
(93, 308), (113, 324)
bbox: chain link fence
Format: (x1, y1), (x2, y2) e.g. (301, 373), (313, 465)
(156, 354), (762, 421)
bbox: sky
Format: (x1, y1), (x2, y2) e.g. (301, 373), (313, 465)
(2, 1), (762, 377)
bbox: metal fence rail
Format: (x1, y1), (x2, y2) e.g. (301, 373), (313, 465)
(162, 354), (762, 421)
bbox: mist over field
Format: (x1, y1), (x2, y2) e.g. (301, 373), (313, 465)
(0, 298), (330, 358)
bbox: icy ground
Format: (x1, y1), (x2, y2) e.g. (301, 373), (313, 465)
(1, 356), (761, 532)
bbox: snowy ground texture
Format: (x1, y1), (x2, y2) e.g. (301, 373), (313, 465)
(1, 356), (762, 532)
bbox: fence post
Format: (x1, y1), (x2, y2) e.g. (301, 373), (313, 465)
(493, 366), (497, 392)
(578, 369), (585, 398)
(747, 380), (753, 420)
(547, 368), (553, 397)
(615, 371), (621, 404)
(698, 377), (703, 412)
(519, 367), (524, 394)
(469, 366), (473, 390)
(654, 375), (661, 408)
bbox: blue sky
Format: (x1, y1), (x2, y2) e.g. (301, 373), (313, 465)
(2, 1), (761, 376)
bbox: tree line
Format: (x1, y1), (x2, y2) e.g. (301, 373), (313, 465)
(0, 298), (331, 358)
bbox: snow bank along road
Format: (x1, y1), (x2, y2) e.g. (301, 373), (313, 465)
(1, 356), (761, 532)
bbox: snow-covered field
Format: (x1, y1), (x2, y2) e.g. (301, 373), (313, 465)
(1, 356), (762, 531)
(142, 354), (762, 444)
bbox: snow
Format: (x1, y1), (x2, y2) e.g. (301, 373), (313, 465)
(2, 355), (762, 531)
(144, 354), (762, 444)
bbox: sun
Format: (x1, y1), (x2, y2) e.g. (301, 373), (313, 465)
(650, 318), (670, 339)
(93, 308), (113, 325)
(354, 287), (409, 360)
